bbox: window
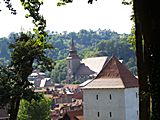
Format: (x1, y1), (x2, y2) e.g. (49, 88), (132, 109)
(110, 112), (112, 117)
(98, 112), (100, 117)
(96, 95), (98, 100)
(136, 92), (138, 98)
(109, 94), (112, 100)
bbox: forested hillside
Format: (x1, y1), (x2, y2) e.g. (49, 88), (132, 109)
(0, 29), (136, 82)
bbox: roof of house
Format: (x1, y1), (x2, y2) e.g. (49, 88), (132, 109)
(75, 115), (84, 120)
(30, 69), (46, 77)
(83, 56), (139, 89)
(81, 56), (108, 74)
(64, 84), (80, 91)
(67, 109), (83, 120)
(79, 79), (93, 87)
(76, 63), (95, 75)
(73, 92), (83, 99)
(39, 78), (52, 87)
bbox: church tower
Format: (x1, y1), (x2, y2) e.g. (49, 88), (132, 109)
(66, 39), (80, 83)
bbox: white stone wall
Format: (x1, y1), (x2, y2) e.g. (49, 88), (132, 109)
(83, 89), (126, 120)
(124, 88), (139, 120)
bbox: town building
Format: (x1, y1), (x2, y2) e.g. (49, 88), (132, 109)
(66, 39), (109, 83)
(28, 69), (54, 88)
(50, 84), (83, 120)
(83, 56), (139, 120)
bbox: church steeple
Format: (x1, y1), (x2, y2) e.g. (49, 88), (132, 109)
(70, 39), (76, 52)
(68, 39), (79, 59)
(66, 39), (81, 83)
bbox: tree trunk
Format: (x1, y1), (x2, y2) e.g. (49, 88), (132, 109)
(133, 0), (150, 119)
(10, 97), (21, 120)
(134, 0), (160, 119)
(135, 22), (150, 120)
(149, 33), (160, 119)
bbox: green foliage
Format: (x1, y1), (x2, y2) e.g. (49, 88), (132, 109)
(0, 66), (17, 106)
(0, 29), (129, 61)
(122, 0), (132, 5)
(127, 26), (136, 51)
(18, 96), (51, 120)
(0, 29), (137, 84)
(1, 0), (16, 14)
(72, 80), (81, 84)
(9, 32), (54, 79)
(0, 1), (54, 120)
(50, 59), (67, 83)
(0, 32), (54, 120)
(57, 0), (73, 6)
(20, 0), (47, 42)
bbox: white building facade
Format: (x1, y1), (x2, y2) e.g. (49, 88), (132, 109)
(83, 56), (139, 120)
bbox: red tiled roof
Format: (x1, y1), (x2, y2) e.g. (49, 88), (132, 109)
(73, 92), (83, 99)
(83, 56), (139, 89)
(75, 115), (84, 120)
(67, 109), (83, 120)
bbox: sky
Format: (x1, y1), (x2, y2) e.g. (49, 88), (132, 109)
(0, 0), (133, 37)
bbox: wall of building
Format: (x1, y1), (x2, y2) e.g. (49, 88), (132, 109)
(67, 57), (80, 77)
(124, 87), (139, 120)
(70, 59), (80, 75)
(83, 89), (126, 120)
(54, 95), (73, 104)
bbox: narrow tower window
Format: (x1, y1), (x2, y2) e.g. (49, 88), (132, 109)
(110, 112), (112, 117)
(96, 95), (98, 100)
(98, 112), (100, 117)
(109, 94), (112, 100)
(136, 92), (138, 98)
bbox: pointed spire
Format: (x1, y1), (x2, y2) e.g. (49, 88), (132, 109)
(68, 39), (80, 59)
(70, 39), (76, 51)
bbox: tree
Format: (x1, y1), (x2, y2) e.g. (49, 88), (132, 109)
(0, 1), (54, 120)
(126, 17), (149, 120)
(132, 0), (160, 119)
(0, 32), (54, 120)
(18, 96), (51, 120)
(51, 59), (67, 83)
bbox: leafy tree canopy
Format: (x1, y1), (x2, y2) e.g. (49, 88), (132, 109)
(18, 96), (51, 120)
